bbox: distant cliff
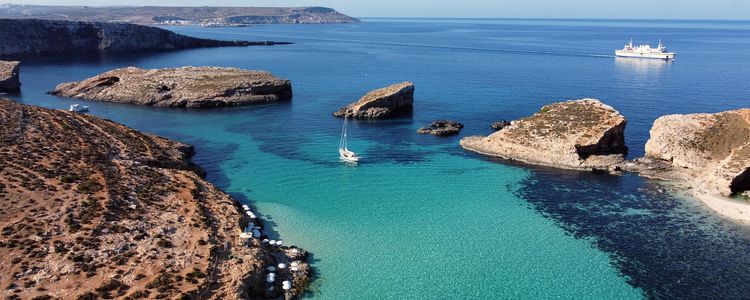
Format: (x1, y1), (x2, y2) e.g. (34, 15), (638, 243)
(0, 4), (360, 25)
(0, 19), (286, 56)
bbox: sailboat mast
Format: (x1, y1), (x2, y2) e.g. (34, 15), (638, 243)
(343, 117), (348, 150)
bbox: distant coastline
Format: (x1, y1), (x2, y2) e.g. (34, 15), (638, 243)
(0, 4), (359, 26)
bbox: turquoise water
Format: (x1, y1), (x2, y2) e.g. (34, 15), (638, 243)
(8, 19), (750, 298)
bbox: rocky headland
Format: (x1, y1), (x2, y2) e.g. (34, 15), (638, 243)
(333, 82), (415, 119)
(50, 67), (293, 108)
(418, 120), (464, 136)
(0, 60), (20, 92)
(0, 5), (359, 25)
(0, 98), (310, 299)
(461, 99), (628, 171)
(461, 98), (750, 223)
(619, 109), (750, 221)
(0, 19), (289, 56)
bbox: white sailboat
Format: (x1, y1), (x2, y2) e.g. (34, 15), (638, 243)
(339, 116), (359, 162)
(69, 104), (89, 112)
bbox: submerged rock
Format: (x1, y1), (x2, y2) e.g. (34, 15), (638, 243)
(461, 99), (628, 171)
(0, 61), (20, 92)
(418, 120), (464, 136)
(50, 66), (292, 108)
(491, 120), (511, 131)
(333, 81), (414, 118)
(636, 109), (750, 197)
(0, 98), (310, 299)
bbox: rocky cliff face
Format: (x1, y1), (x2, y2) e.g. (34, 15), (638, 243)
(50, 66), (293, 108)
(0, 19), (265, 56)
(0, 60), (20, 92)
(461, 99), (628, 171)
(639, 109), (750, 197)
(0, 98), (310, 299)
(333, 82), (415, 118)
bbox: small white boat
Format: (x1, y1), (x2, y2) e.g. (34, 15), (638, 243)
(339, 116), (360, 162)
(69, 104), (89, 112)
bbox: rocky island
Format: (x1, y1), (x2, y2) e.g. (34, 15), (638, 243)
(0, 98), (310, 299)
(333, 82), (415, 119)
(0, 19), (289, 56)
(418, 120), (464, 136)
(0, 60), (20, 92)
(50, 66), (293, 108)
(461, 99), (628, 171)
(0, 5), (359, 26)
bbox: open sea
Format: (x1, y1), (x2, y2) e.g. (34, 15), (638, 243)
(7, 18), (750, 299)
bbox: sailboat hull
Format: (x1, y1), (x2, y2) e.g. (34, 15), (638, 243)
(339, 148), (359, 162)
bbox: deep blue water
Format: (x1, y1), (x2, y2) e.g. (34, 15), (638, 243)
(6, 19), (750, 299)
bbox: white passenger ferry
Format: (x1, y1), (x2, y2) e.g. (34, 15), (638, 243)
(615, 39), (676, 60)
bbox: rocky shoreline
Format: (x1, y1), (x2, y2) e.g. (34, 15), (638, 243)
(50, 67), (293, 108)
(461, 99), (750, 223)
(0, 98), (310, 299)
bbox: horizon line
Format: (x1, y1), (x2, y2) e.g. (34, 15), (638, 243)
(357, 16), (750, 22)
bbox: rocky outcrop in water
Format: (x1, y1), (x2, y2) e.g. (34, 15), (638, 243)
(0, 60), (20, 92)
(491, 120), (511, 131)
(333, 82), (415, 118)
(0, 19), (286, 56)
(50, 66), (293, 108)
(0, 5), (359, 25)
(0, 98), (310, 299)
(461, 99), (628, 171)
(621, 109), (750, 197)
(418, 120), (464, 136)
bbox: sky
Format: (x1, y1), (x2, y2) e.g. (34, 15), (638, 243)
(6, 0), (750, 19)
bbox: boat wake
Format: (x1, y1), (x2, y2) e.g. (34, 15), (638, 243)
(229, 31), (615, 59)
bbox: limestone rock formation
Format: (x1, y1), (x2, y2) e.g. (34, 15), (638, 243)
(0, 19), (285, 56)
(50, 67), (293, 108)
(461, 99), (628, 171)
(0, 60), (20, 92)
(0, 98), (309, 299)
(333, 82), (414, 118)
(640, 109), (750, 197)
(418, 120), (464, 136)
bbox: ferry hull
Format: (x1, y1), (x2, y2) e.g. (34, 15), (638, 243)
(615, 51), (675, 60)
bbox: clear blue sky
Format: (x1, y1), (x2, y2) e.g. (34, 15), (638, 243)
(7, 0), (750, 19)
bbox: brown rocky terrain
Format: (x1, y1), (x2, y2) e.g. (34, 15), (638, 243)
(333, 82), (415, 118)
(50, 67), (293, 108)
(621, 109), (750, 197)
(0, 61), (20, 92)
(0, 98), (310, 299)
(460, 99), (628, 171)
